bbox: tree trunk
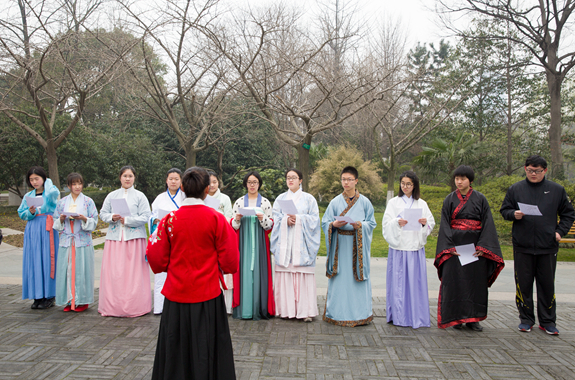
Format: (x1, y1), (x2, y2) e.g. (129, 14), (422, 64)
(297, 135), (313, 192)
(45, 140), (60, 189)
(506, 56), (513, 175)
(386, 166), (395, 206)
(185, 143), (197, 169)
(546, 69), (564, 179)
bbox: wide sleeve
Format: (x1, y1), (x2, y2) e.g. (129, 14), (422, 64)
(52, 198), (66, 231)
(357, 198), (376, 281)
(476, 194), (503, 258)
(269, 195), (285, 255)
(556, 188), (575, 237)
(146, 213), (172, 274)
(43, 179), (60, 212)
(258, 198), (274, 230)
(99, 192), (115, 224)
(81, 197), (98, 233)
(222, 195), (233, 219)
(297, 195), (321, 266)
(124, 192), (151, 228)
(215, 213), (239, 274)
(382, 199), (401, 248)
(500, 186), (518, 221)
(231, 198), (241, 230)
(321, 199), (338, 276)
(434, 196), (455, 271)
(418, 200), (435, 247)
(17, 192), (36, 221)
(148, 195), (161, 235)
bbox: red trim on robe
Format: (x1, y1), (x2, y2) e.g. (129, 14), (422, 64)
(437, 281), (487, 328)
(476, 246), (505, 287)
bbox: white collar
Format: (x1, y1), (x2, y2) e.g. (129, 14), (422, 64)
(181, 197), (205, 206)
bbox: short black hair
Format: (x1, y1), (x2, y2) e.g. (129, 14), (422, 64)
(243, 171), (263, 190)
(207, 170), (217, 178)
(119, 165), (136, 179)
(285, 168), (303, 180)
(341, 166), (359, 179)
(66, 172), (84, 187)
(453, 165), (475, 182)
(398, 171), (420, 200)
(182, 167), (210, 198)
(26, 166), (47, 188)
(525, 155), (547, 169)
(165, 168), (182, 190)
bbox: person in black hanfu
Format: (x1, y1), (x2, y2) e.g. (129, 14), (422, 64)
(435, 165), (504, 331)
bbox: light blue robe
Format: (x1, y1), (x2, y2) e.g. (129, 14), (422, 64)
(321, 193), (376, 326)
(17, 178), (60, 300)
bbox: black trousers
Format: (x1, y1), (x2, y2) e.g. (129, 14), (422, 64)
(513, 250), (557, 327)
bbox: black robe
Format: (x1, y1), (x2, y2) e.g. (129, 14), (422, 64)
(434, 188), (504, 328)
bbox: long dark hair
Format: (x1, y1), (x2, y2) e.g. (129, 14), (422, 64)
(398, 171), (420, 200)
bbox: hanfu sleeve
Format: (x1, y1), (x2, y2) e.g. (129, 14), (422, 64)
(258, 198), (274, 230)
(418, 199), (435, 247)
(222, 195), (233, 219)
(269, 196), (285, 256)
(382, 198), (401, 248)
(215, 213), (239, 275)
(81, 197), (98, 233)
(99, 193), (115, 224)
(434, 195), (456, 274)
(17, 193), (36, 221)
(475, 194), (502, 258)
(231, 199), (241, 230)
(52, 199), (66, 231)
(124, 192), (151, 228)
(146, 214), (172, 274)
(296, 195), (321, 266)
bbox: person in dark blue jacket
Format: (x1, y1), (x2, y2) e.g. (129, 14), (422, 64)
(500, 155), (575, 335)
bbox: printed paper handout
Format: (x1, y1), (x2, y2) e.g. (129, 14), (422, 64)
(276, 199), (298, 215)
(455, 243), (479, 266)
(110, 198), (132, 217)
(26, 196), (44, 208)
(335, 215), (355, 224)
(238, 207), (257, 216)
(403, 208), (423, 231)
(518, 202), (543, 216)
(204, 195), (221, 210)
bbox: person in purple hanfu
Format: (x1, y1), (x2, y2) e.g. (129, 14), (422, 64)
(382, 171), (435, 329)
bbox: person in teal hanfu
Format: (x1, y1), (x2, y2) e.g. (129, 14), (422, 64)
(322, 166), (377, 327)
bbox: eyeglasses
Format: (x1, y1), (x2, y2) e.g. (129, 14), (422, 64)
(400, 182), (414, 188)
(341, 178), (356, 183)
(286, 177), (299, 181)
(526, 169), (545, 175)
(247, 181), (259, 185)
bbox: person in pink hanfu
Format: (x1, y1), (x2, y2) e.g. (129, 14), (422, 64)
(98, 165), (152, 317)
(270, 168), (320, 322)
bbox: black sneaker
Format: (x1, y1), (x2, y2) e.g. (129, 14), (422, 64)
(37, 297), (55, 309)
(31, 299), (42, 309)
(467, 322), (483, 331)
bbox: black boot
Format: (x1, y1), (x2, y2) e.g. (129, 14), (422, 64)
(31, 299), (42, 309)
(466, 322), (483, 331)
(37, 297), (55, 310)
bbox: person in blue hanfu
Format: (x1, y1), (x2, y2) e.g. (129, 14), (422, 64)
(53, 172), (99, 312)
(321, 166), (377, 327)
(18, 166), (60, 310)
(270, 168), (321, 322)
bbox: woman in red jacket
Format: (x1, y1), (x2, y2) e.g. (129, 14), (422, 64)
(147, 166), (238, 380)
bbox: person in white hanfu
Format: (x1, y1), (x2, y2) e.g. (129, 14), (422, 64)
(382, 171), (435, 328)
(53, 173), (98, 313)
(270, 169), (320, 322)
(207, 170), (234, 313)
(149, 168), (185, 315)
(99, 165), (152, 318)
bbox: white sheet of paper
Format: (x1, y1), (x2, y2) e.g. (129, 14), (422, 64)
(62, 211), (80, 217)
(276, 199), (298, 215)
(204, 195), (220, 210)
(238, 207), (256, 216)
(456, 243), (479, 266)
(110, 198), (132, 217)
(335, 215), (355, 224)
(403, 208), (423, 231)
(518, 202), (543, 216)
(157, 209), (170, 220)
(26, 196), (44, 208)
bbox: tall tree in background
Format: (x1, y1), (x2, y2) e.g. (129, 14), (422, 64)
(438, 0), (575, 179)
(0, 0), (134, 188)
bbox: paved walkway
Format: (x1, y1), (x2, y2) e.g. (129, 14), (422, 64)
(1, 240), (575, 379)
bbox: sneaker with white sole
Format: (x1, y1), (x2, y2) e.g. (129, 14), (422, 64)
(518, 323), (532, 332)
(539, 325), (559, 335)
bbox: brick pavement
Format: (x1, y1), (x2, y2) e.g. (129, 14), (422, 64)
(1, 285), (574, 379)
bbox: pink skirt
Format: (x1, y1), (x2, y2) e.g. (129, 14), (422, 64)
(274, 271), (318, 319)
(98, 238), (151, 317)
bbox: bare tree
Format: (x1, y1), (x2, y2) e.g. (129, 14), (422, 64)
(437, 0), (575, 178)
(0, 0), (135, 188)
(118, 0), (240, 168)
(206, 4), (394, 190)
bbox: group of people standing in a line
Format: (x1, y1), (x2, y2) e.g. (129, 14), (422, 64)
(16, 154), (575, 379)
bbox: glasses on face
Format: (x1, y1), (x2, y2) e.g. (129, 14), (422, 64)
(247, 181), (259, 186)
(341, 178), (356, 183)
(526, 169), (545, 175)
(401, 182), (413, 188)
(286, 177), (299, 181)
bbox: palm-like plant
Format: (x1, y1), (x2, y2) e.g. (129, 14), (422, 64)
(413, 131), (478, 190)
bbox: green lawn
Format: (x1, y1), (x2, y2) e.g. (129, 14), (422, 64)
(318, 212), (575, 262)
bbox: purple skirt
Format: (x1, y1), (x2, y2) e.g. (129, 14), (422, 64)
(386, 247), (430, 328)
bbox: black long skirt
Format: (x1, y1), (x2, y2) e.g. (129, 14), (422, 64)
(152, 293), (236, 380)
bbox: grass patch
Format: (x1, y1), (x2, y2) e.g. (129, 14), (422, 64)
(318, 212), (575, 262)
